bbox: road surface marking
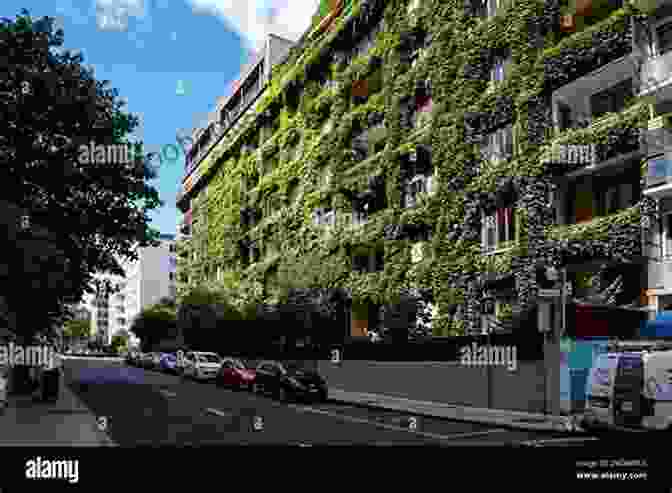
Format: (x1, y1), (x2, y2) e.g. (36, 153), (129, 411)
(61, 356), (123, 361)
(522, 436), (600, 446)
(290, 405), (509, 442)
(159, 390), (176, 398)
(205, 408), (231, 418)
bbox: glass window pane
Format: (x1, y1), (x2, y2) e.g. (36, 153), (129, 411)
(658, 22), (672, 54)
(666, 215), (672, 257)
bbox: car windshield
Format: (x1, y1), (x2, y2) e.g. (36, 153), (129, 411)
(197, 354), (220, 363)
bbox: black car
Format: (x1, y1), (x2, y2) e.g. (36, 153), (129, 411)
(252, 360), (328, 403)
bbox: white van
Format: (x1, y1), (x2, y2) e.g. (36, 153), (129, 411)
(640, 349), (672, 430)
(583, 352), (621, 428)
(583, 341), (672, 430)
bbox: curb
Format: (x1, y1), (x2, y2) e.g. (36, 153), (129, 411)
(327, 397), (582, 433)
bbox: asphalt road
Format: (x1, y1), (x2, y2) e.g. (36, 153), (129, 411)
(61, 358), (600, 446)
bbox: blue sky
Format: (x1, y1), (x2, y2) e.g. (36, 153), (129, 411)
(5, 0), (318, 235)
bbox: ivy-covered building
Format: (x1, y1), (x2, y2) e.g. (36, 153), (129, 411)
(176, 0), (668, 341)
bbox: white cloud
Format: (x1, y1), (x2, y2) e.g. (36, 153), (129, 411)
(186, 0), (319, 51)
(94, 0), (148, 32)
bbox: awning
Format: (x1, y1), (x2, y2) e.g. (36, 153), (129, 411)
(640, 311), (672, 337)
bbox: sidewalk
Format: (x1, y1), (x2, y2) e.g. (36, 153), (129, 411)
(328, 388), (584, 433)
(0, 377), (117, 446)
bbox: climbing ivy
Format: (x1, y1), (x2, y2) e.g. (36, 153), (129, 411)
(178, 0), (659, 337)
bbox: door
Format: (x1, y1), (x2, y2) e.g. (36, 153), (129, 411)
(256, 363), (272, 392)
(185, 353), (194, 376)
(221, 360), (233, 385)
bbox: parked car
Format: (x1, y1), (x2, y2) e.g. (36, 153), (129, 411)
(253, 360), (328, 403)
(152, 352), (165, 370)
(159, 353), (179, 374)
(216, 358), (256, 390)
(140, 353), (155, 369)
(181, 352), (222, 381)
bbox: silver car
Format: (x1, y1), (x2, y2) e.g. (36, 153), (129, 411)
(181, 352), (222, 380)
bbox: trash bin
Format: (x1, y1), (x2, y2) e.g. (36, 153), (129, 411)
(40, 367), (60, 403)
(0, 367), (7, 410)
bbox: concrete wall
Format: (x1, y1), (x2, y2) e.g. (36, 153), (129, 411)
(317, 359), (546, 413)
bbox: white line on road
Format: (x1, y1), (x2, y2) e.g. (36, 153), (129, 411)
(522, 436), (600, 446)
(61, 356), (123, 361)
(205, 408), (231, 418)
(289, 405), (510, 442)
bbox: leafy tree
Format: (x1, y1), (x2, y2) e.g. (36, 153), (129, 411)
(130, 303), (177, 352)
(63, 319), (91, 340)
(0, 11), (161, 343)
(110, 332), (129, 353)
(178, 286), (232, 349)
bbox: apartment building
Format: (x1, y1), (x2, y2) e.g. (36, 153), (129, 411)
(176, 33), (294, 292)
(83, 234), (177, 345)
(636, 1), (672, 326)
(176, 0), (666, 341)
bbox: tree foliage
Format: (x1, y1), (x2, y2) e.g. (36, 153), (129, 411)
(130, 302), (177, 351)
(0, 10), (161, 341)
(63, 319), (91, 340)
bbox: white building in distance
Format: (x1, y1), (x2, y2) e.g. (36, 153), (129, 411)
(82, 234), (177, 345)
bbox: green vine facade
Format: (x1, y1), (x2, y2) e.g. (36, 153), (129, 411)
(176, 0), (666, 340)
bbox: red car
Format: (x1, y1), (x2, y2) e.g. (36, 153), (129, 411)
(216, 358), (256, 390)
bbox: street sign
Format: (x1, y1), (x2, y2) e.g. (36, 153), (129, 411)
(538, 289), (561, 297)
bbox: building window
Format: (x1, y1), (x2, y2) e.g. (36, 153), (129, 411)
(483, 207), (517, 252)
(403, 174), (435, 208)
(590, 79), (633, 120)
(655, 21), (672, 55)
(490, 53), (512, 84)
(169, 244), (176, 253)
(596, 182), (634, 216)
(480, 124), (514, 164)
(662, 213), (672, 259)
(169, 272), (175, 281)
(313, 207), (336, 226)
(486, 0), (509, 17)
